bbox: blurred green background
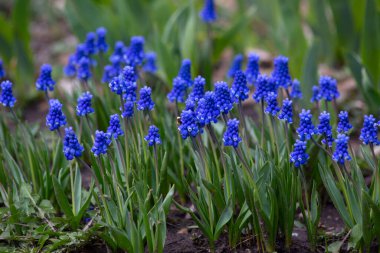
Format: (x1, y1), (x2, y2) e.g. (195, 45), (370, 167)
(0, 0), (380, 113)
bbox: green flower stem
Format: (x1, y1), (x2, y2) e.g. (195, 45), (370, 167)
(153, 144), (159, 192)
(260, 100), (265, 148)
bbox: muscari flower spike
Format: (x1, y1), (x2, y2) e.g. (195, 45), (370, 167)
(245, 53), (260, 85)
(0, 80), (16, 107)
(77, 57), (92, 81)
(272, 55), (291, 89)
(185, 98), (196, 111)
(121, 66), (137, 91)
(178, 59), (193, 87)
(143, 52), (157, 73)
(36, 64), (56, 92)
(167, 77), (187, 103)
(265, 92), (280, 116)
(319, 75), (339, 101)
(102, 65), (114, 83)
(125, 36), (145, 66)
(214, 81), (233, 114)
(74, 44), (88, 63)
(227, 54), (243, 78)
(199, 0), (217, 23)
(337, 111), (352, 134)
(290, 79), (302, 99)
(252, 74), (276, 103)
(63, 127), (84, 160)
(178, 109), (201, 139)
(189, 75), (206, 102)
(223, 118), (242, 148)
(46, 99), (66, 131)
(91, 130), (112, 156)
(107, 114), (124, 139)
(278, 98), (293, 123)
(137, 86), (155, 111)
(310, 85), (320, 103)
(0, 60), (5, 78)
(332, 134), (351, 165)
(196, 91), (219, 126)
(85, 32), (97, 55)
(290, 139), (309, 167)
(110, 55), (122, 75)
(231, 70), (249, 103)
(317, 111), (334, 147)
(360, 115), (380, 145)
(145, 125), (161, 146)
(112, 41), (126, 59)
(64, 55), (76, 77)
(121, 101), (134, 118)
(109, 75), (123, 95)
(297, 109), (317, 141)
(96, 27), (108, 53)
(77, 92), (94, 116)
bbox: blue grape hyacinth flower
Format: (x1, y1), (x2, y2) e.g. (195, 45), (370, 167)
(231, 70), (249, 103)
(64, 55), (76, 77)
(317, 111), (334, 147)
(265, 92), (280, 116)
(74, 44), (88, 63)
(227, 54), (243, 78)
(77, 92), (95, 116)
(120, 66), (137, 91)
(91, 130), (112, 156)
(121, 101), (134, 118)
(0, 80), (16, 107)
(272, 55), (291, 89)
(297, 109), (317, 141)
(214, 81), (233, 114)
(177, 59), (193, 87)
(137, 86), (155, 111)
(63, 127), (84, 161)
(145, 125), (161, 146)
(290, 79), (302, 99)
(96, 27), (108, 53)
(102, 65), (115, 83)
(245, 53), (260, 86)
(278, 98), (293, 123)
(178, 109), (201, 139)
(310, 85), (321, 103)
(223, 118), (242, 148)
(107, 114), (124, 139)
(109, 75), (123, 95)
(189, 75), (206, 102)
(319, 76), (339, 101)
(196, 91), (219, 126)
(337, 111), (352, 134)
(77, 57), (92, 81)
(36, 64), (56, 92)
(125, 36), (145, 66)
(85, 32), (97, 55)
(167, 77), (187, 103)
(253, 74), (276, 103)
(185, 98), (196, 111)
(360, 115), (380, 145)
(0, 60), (5, 78)
(143, 52), (157, 73)
(332, 134), (351, 165)
(199, 0), (217, 23)
(290, 139), (309, 167)
(46, 99), (66, 131)
(112, 41), (127, 59)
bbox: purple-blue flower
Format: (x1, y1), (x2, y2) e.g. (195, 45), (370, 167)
(96, 27), (108, 53)
(85, 32), (97, 55)
(109, 75), (123, 95)
(77, 92), (94, 116)
(0, 80), (16, 107)
(0, 60), (5, 78)
(332, 134), (351, 165)
(227, 54), (243, 78)
(310, 85), (320, 103)
(102, 65), (115, 83)
(91, 130), (112, 156)
(120, 66), (137, 92)
(189, 75), (205, 102)
(272, 55), (291, 89)
(319, 76), (339, 101)
(199, 0), (217, 23)
(290, 79), (302, 99)
(297, 109), (317, 141)
(77, 57), (92, 81)
(290, 140), (309, 167)
(107, 114), (124, 139)
(137, 86), (154, 111)
(64, 55), (76, 77)
(231, 70), (249, 103)
(278, 98), (293, 123)
(360, 115), (379, 145)
(317, 111), (334, 147)
(63, 127), (84, 160)
(36, 64), (56, 92)
(337, 111), (352, 134)
(223, 118), (242, 148)
(185, 98), (196, 111)
(167, 77), (187, 103)
(245, 53), (260, 85)
(178, 109), (201, 139)
(252, 74), (276, 103)
(145, 125), (161, 146)
(112, 41), (127, 59)
(214, 81), (233, 114)
(177, 59), (193, 87)
(196, 91), (219, 126)
(125, 36), (145, 66)
(264, 92), (280, 116)
(121, 101), (134, 118)
(46, 99), (66, 131)
(74, 44), (88, 63)
(143, 52), (157, 73)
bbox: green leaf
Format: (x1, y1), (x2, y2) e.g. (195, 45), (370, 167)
(73, 166), (82, 215)
(327, 240), (344, 253)
(52, 176), (74, 219)
(214, 201), (233, 240)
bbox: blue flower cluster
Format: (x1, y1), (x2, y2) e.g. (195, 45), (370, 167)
(290, 140), (309, 167)
(125, 36), (145, 67)
(290, 79), (302, 99)
(360, 115), (379, 145)
(137, 86), (155, 111)
(319, 76), (339, 101)
(231, 70), (249, 103)
(178, 110), (201, 139)
(189, 76), (205, 102)
(214, 81), (233, 114)
(77, 92), (94, 116)
(77, 57), (92, 82)
(96, 27), (108, 53)
(107, 114), (124, 139)
(167, 77), (187, 103)
(91, 131), (112, 156)
(143, 52), (157, 73)
(265, 92), (280, 116)
(0, 80), (16, 107)
(196, 91), (219, 126)
(36, 64), (56, 92)
(253, 74), (275, 103)
(145, 125), (161, 146)
(0, 60), (5, 78)
(297, 109), (317, 140)
(245, 53), (260, 86)
(227, 54), (243, 78)
(278, 99), (293, 124)
(185, 98), (196, 111)
(310, 86), (320, 103)
(272, 55), (291, 89)
(332, 134), (351, 165)
(46, 99), (66, 131)
(223, 118), (242, 148)
(337, 111), (352, 134)
(121, 101), (134, 118)
(199, 0), (217, 23)
(63, 127), (84, 160)
(177, 59), (193, 87)
(317, 111), (334, 147)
